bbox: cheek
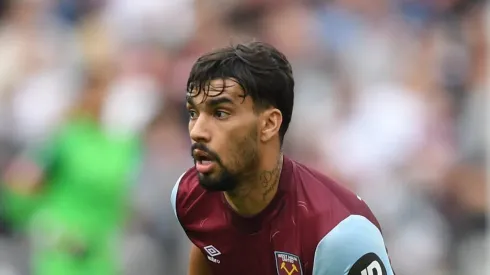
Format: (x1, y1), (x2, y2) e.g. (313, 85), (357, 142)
(226, 128), (258, 167)
(214, 130), (241, 159)
(213, 114), (258, 161)
(214, 128), (248, 161)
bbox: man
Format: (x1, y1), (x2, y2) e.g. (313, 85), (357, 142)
(171, 42), (395, 275)
(2, 74), (141, 275)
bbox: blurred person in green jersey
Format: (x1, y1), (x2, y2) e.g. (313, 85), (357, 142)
(2, 69), (143, 275)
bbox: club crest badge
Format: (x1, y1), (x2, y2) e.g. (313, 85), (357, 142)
(274, 251), (303, 275)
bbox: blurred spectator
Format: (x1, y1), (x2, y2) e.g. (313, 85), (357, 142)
(0, 0), (80, 145)
(2, 70), (142, 275)
(123, 106), (191, 275)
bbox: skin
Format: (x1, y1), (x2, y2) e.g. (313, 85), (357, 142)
(189, 244), (212, 275)
(186, 78), (284, 274)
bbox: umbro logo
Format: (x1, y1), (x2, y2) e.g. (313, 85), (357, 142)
(204, 245), (221, 257)
(204, 245), (221, 264)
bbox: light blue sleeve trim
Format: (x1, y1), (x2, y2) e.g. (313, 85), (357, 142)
(312, 215), (394, 275)
(170, 172), (186, 219)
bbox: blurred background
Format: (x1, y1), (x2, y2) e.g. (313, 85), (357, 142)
(0, 0), (486, 274)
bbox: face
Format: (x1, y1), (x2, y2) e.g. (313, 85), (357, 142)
(187, 79), (260, 192)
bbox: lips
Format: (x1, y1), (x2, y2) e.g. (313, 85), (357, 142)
(193, 149), (216, 174)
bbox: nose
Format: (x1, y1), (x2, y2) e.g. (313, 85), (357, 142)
(189, 116), (211, 143)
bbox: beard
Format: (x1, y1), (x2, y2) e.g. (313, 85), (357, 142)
(191, 130), (259, 192)
(197, 163), (240, 192)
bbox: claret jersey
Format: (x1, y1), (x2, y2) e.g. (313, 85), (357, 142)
(171, 156), (394, 275)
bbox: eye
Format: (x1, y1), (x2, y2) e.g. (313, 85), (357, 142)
(188, 110), (198, 120)
(214, 110), (230, 119)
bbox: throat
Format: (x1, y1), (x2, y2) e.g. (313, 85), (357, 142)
(224, 155), (283, 217)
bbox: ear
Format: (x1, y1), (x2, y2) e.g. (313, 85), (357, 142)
(260, 108), (282, 143)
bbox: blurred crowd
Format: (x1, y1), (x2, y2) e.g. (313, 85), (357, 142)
(0, 0), (487, 274)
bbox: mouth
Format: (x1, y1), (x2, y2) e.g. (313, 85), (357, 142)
(192, 149), (217, 175)
(193, 150), (214, 163)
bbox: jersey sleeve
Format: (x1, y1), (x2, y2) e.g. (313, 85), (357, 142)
(312, 215), (394, 275)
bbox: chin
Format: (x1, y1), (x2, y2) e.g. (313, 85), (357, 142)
(198, 171), (239, 192)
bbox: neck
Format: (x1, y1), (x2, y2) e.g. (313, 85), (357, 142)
(224, 151), (283, 217)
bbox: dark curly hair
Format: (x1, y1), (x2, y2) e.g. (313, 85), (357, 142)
(186, 42), (295, 144)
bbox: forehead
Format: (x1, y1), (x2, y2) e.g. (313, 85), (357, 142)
(187, 78), (246, 104)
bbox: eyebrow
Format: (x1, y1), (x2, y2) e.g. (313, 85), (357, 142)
(186, 96), (235, 108)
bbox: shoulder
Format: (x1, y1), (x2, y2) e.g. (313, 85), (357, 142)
(311, 215), (394, 275)
(287, 159), (393, 274)
(288, 159), (385, 256)
(290, 159), (377, 224)
(170, 167), (202, 220)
